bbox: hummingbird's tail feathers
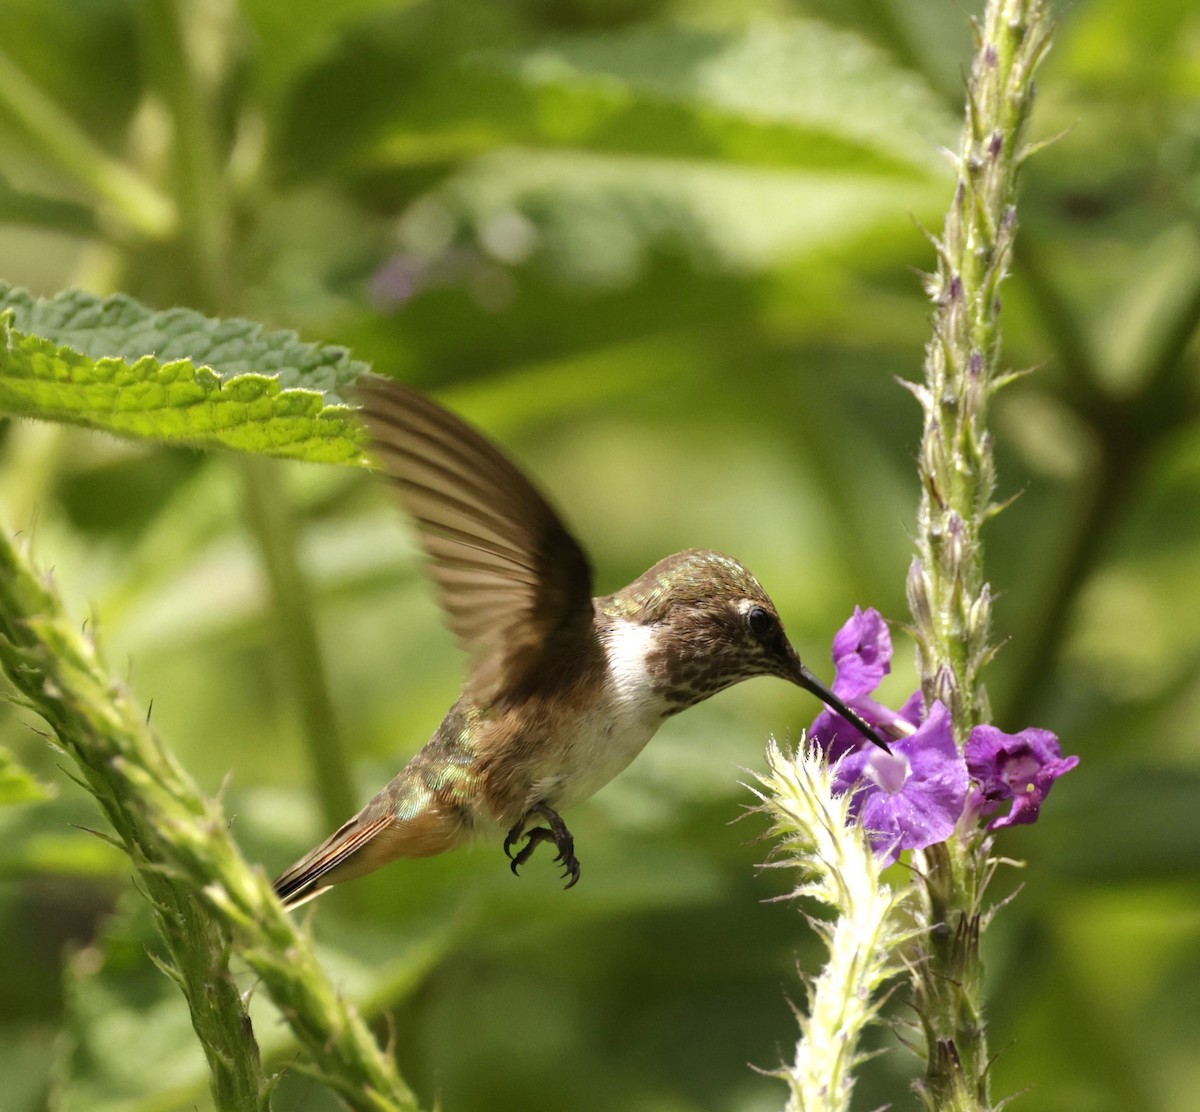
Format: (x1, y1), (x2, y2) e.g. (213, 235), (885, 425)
(273, 812), (394, 909)
(273, 804), (469, 909)
(276, 879), (334, 910)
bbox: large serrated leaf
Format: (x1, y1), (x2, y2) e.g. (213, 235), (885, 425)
(0, 284), (370, 464)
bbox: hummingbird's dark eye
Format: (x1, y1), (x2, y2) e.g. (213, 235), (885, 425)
(747, 605), (775, 641)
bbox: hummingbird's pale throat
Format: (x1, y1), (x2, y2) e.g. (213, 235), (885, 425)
(272, 375), (888, 907)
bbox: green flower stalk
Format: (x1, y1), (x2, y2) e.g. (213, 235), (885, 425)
(903, 1), (1054, 1108)
(0, 526), (421, 1112)
(761, 3), (1060, 1109)
(753, 742), (911, 1112)
(762, 604), (1077, 1108)
(907, 0), (1053, 734)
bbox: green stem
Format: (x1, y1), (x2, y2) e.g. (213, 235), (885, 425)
(0, 528), (269, 1112)
(905, 2), (1054, 1108)
(0, 524), (421, 1112)
(757, 743), (910, 1112)
(136, 0), (358, 850)
(241, 456), (358, 831)
(132, 0), (357, 838)
(0, 45), (174, 239)
(139, 0), (236, 310)
(908, 0), (1053, 737)
(912, 841), (991, 1112)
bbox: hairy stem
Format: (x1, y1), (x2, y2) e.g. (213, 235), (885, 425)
(908, 0), (1053, 734)
(755, 743), (910, 1112)
(905, 1), (1054, 1108)
(0, 525), (420, 1112)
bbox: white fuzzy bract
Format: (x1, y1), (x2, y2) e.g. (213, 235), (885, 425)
(752, 739), (914, 1112)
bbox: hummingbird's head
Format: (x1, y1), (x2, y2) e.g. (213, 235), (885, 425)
(602, 549), (800, 711)
(602, 549), (889, 749)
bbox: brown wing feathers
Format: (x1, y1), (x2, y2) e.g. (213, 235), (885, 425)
(356, 374), (594, 700)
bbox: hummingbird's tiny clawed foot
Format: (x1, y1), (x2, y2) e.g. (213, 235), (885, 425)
(503, 804), (581, 889)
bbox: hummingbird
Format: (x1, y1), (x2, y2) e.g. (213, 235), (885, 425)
(273, 374), (889, 907)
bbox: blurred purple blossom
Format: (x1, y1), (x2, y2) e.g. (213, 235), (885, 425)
(370, 253), (429, 309)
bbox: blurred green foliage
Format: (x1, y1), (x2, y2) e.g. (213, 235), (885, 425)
(0, 0), (1197, 1110)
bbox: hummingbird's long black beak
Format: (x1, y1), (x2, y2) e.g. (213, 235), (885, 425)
(788, 651), (891, 753)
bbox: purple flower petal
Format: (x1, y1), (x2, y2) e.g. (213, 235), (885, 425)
(834, 702), (968, 865)
(810, 688), (922, 764)
(811, 705), (873, 764)
(965, 725), (1080, 830)
(831, 607), (893, 700)
(810, 607), (914, 761)
(896, 690), (923, 728)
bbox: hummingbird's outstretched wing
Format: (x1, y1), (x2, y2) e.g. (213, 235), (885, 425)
(357, 374), (596, 702)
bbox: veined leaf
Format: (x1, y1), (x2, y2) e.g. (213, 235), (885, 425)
(0, 284), (370, 464)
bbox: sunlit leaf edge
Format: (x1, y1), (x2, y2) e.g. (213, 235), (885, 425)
(0, 284), (371, 465)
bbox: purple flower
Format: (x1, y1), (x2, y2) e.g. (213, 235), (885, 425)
(965, 726), (1080, 830)
(831, 701), (968, 865)
(811, 608), (921, 762)
(830, 606), (891, 699)
(809, 609), (968, 863)
(809, 606), (1077, 861)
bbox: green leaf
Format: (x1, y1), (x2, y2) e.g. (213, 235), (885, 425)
(277, 18), (957, 183)
(0, 284), (370, 464)
(476, 21), (957, 174)
(0, 746), (52, 806)
(396, 150), (943, 287)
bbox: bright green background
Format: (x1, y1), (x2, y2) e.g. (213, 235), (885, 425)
(1, 1), (1198, 1110)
